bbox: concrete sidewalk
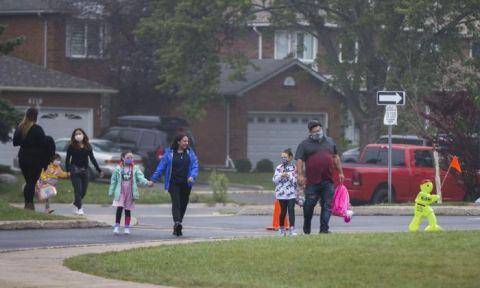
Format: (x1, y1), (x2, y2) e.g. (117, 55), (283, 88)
(0, 239), (218, 288)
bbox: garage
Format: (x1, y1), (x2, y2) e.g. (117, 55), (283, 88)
(0, 107), (93, 168)
(247, 112), (328, 168)
(37, 107), (94, 140)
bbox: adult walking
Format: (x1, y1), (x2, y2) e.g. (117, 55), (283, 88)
(65, 128), (102, 215)
(151, 133), (199, 236)
(295, 120), (344, 234)
(13, 107), (47, 210)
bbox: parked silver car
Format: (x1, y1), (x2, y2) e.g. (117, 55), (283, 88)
(54, 138), (144, 178)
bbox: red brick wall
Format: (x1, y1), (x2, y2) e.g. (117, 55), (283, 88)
(0, 91), (103, 136)
(173, 65), (342, 166)
(0, 15), (109, 85)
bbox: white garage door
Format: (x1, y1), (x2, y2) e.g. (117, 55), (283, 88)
(37, 107), (94, 140)
(0, 107), (93, 168)
(247, 112), (328, 168)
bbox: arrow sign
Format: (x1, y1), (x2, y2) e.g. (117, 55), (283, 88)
(377, 91), (406, 105)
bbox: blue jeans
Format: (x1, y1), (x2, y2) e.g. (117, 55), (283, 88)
(303, 180), (334, 234)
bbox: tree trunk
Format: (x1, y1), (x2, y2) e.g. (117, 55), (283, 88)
(358, 118), (382, 151)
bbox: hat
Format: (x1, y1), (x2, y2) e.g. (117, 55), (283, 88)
(307, 120), (322, 130)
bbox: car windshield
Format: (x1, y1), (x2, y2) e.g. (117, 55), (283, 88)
(91, 141), (122, 153)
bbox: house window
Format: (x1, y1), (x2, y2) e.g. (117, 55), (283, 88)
(66, 18), (107, 58)
(338, 40), (359, 63)
(471, 41), (480, 59)
(274, 30), (316, 62)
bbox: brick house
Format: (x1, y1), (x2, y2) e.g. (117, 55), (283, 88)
(0, 1), (116, 167)
(188, 59), (344, 168)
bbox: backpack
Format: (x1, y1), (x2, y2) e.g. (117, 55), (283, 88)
(331, 184), (354, 223)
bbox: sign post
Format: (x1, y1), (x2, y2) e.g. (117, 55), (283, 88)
(378, 91), (405, 203)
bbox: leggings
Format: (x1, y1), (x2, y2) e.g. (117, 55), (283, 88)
(279, 199), (296, 228)
(71, 172), (89, 209)
(115, 207), (131, 226)
(168, 182), (192, 224)
(19, 156), (43, 205)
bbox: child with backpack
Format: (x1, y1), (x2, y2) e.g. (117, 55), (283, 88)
(273, 148), (298, 236)
(108, 151), (154, 235)
(36, 153), (70, 214)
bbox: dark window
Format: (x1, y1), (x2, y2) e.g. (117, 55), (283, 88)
(119, 130), (139, 144)
(102, 129), (120, 141)
(362, 148), (405, 166)
(279, 118), (287, 123)
(66, 18), (107, 58)
(55, 140), (69, 152)
(247, 117), (254, 123)
(301, 118), (309, 124)
(268, 117), (277, 123)
(140, 132), (156, 148)
(257, 117), (266, 123)
(414, 150), (434, 167)
(472, 41), (480, 59)
(291, 118), (299, 123)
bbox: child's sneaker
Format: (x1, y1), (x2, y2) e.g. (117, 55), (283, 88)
(124, 227), (130, 235)
(277, 228), (286, 237)
(289, 227), (298, 236)
(76, 208), (84, 216)
(113, 225), (120, 235)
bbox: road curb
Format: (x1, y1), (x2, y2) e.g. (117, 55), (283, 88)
(237, 205), (480, 216)
(0, 220), (109, 230)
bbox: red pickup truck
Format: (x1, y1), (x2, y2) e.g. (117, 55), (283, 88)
(342, 144), (465, 203)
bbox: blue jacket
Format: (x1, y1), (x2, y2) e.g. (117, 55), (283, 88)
(151, 148), (199, 190)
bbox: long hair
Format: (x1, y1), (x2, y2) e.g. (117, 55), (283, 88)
(69, 128), (92, 150)
(170, 133), (188, 151)
(18, 107), (38, 137)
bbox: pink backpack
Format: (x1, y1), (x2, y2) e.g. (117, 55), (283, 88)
(331, 184), (354, 223)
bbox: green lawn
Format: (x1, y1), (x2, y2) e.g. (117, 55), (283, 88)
(198, 171), (274, 190)
(65, 231), (480, 288)
(0, 174), (223, 205)
(0, 200), (71, 221)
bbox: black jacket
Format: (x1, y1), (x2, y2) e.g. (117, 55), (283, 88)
(13, 124), (47, 161)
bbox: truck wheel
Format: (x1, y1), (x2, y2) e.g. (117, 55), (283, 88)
(371, 187), (395, 204)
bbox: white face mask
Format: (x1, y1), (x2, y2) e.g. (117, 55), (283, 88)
(53, 160), (61, 166)
(75, 134), (84, 142)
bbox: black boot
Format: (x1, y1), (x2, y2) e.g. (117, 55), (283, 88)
(24, 202), (35, 211)
(177, 223), (183, 236)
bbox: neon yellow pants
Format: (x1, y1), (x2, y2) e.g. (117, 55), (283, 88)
(408, 206), (443, 232)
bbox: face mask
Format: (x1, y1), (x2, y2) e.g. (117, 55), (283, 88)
(124, 158), (133, 165)
(310, 130), (324, 141)
(74, 134), (84, 142)
(281, 157), (289, 164)
(53, 160), (61, 166)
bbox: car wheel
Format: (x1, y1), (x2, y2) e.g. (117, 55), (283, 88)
(371, 186), (395, 204)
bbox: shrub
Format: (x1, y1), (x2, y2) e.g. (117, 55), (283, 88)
(234, 159), (252, 173)
(209, 170), (229, 204)
(255, 159), (274, 172)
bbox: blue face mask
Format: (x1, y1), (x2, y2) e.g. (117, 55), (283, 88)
(124, 158), (133, 165)
(281, 157), (289, 164)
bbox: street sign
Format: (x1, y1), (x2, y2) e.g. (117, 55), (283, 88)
(383, 104), (398, 126)
(377, 91), (406, 105)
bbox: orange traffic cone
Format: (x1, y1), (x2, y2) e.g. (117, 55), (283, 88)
(266, 199), (289, 230)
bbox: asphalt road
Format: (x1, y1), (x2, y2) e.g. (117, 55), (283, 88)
(1, 213), (479, 252)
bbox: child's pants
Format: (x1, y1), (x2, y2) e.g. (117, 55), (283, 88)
(279, 198), (296, 227)
(115, 207), (131, 226)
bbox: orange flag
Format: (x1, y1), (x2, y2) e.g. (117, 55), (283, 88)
(450, 156), (462, 173)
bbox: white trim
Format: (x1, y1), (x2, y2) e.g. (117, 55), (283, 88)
(247, 111), (329, 129)
(0, 86), (117, 94)
(338, 40), (359, 63)
(43, 17), (48, 68)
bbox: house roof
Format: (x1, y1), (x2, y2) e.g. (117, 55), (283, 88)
(0, 56), (117, 94)
(219, 59), (330, 96)
(0, 0), (73, 15)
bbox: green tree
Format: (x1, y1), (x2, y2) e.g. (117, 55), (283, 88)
(267, 0), (480, 147)
(0, 24), (24, 143)
(136, 0), (254, 119)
